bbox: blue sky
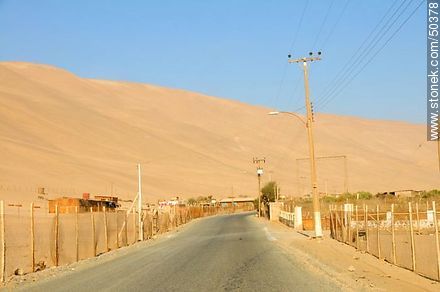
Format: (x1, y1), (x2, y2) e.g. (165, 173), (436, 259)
(0, 0), (426, 123)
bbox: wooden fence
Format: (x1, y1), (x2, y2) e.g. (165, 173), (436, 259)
(0, 202), (241, 282)
(329, 201), (440, 281)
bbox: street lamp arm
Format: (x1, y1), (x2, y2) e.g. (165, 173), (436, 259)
(268, 111), (307, 126)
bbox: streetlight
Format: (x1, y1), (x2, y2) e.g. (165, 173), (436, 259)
(268, 111), (307, 125)
(268, 110), (323, 238)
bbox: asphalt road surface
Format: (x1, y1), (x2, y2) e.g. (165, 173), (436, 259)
(19, 212), (340, 292)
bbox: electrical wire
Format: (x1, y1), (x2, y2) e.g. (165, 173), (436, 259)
(314, 0), (402, 106)
(311, 0), (336, 50)
(317, 0), (412, 108)
(318, 0), (424, 110)
(319, 0), (350, 50)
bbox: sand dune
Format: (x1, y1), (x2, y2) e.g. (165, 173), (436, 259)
(0, 62), (438, 203)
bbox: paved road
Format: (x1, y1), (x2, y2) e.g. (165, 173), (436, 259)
(19, 212), (339, 292)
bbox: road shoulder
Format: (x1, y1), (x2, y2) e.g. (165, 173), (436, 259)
(259, 217), (440, 292)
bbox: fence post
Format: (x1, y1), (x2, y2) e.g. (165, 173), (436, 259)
(415, 202), (420, 233)
(335, 207), (341, 241)
(355, 205), (359, 249)
(408, 202), (416, 272)
(133, 211), (137, 243)
(125, 210), (128, 246)
(329, 206), (334, 238)
(75, 206), (79, 262)
(391, 204), (396, 265)
(30, 202), (35, 272)
(103, 207), (109, 252)
(348, 206), (352, 245)
(0, 201), (4, 282)
(55, 205), (59, 266)
(432, 201), (440, 281)
(376, 205), (381, 259)
(90, 207), (96, 257)
(294, 206), (302, 230)
(340, 205), (345, 243)
(365, 205), (369, 253)
(116, 210), (120, 248)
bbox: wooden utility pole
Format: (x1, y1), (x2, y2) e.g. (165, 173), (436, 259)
(253, 157), (265, 217)
(289, 52), (322, 237)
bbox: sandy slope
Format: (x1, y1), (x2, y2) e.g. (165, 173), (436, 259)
(0, 62), (438, 203)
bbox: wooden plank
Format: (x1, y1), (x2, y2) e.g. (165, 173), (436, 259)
(133, 211), (136, 243)
(365, 205), (369, 253)
(376, 205), (381, 259)
(55, 205), (59, 266)
(125, 210), (128, 246)
(415, 202), (420, 233)
(0, 201), (5, 282)
(408, 202), (416, 272)
(30, 202), (35, 272)
(75, 206), (79, 262)
(103, 207), (108, 251)
(90, 207), (96, 257)
(355, 205), (359, 249)
(391, 204), (396, 265)
(116, 210), (120, 248)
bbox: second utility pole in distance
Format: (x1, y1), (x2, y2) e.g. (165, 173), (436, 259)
(288, 52), (323, 238)
(253, 157), (265, 217)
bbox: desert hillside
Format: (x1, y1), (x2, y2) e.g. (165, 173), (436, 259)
(0, 62), (438, 203)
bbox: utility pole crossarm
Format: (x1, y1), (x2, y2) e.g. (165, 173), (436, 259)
(288, 56), (321, 64)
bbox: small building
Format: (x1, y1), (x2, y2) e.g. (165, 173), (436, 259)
(219, 197), (255, 209)
(377, 190), (422, 198)
(48, 193), (119, 213)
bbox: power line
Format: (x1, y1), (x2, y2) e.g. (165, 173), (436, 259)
(314, 0), (402, 106)
(311, 0), (336, 50)
(319, 0), (350, 50)
(288, 0), (310, 53)
(318, 0), (424, 110)
(317, 0), (413, 107)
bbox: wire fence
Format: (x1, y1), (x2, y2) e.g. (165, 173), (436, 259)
(0, 201), (250, 282)
(329, 201), (440, 281)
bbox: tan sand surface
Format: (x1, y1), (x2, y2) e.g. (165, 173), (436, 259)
(0, 62), (438, 203)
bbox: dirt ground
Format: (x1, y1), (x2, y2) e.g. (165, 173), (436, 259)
(262, 219), (439, 291)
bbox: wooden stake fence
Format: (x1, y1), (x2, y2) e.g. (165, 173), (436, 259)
(329, 202), (440, 281)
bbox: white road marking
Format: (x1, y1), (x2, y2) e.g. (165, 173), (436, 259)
(263, 227), (277, 241)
